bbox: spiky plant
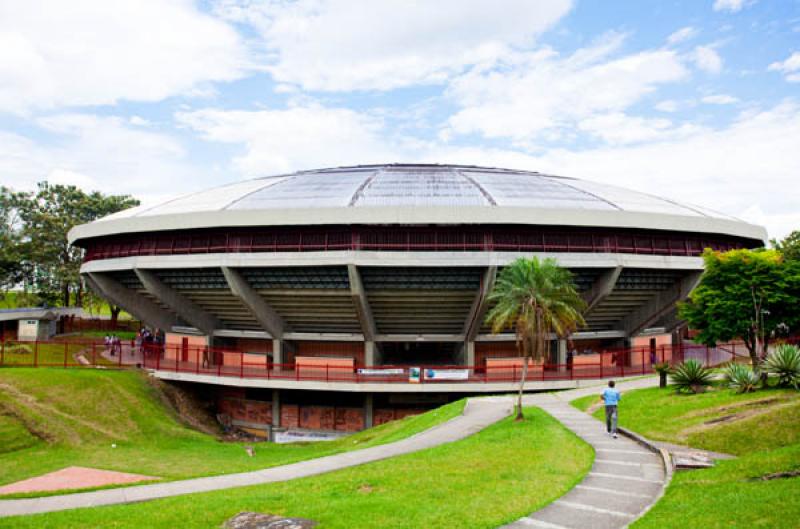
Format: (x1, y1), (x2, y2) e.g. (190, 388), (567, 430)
(763, 344), (800, 389)
(670, 359), (715, 393)
(723, 362), (760, 393)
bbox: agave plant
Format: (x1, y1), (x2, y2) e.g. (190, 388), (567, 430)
(763, 344), (800, 389)
(670, 359), (715, 393)
(723, 363), (760, 393)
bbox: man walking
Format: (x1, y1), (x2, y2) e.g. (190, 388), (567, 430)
(602, 380), (621, 438)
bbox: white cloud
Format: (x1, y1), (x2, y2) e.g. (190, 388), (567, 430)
(445, 35), (688, 144)
(713, 0), (753, 13)
(175, 105), (401, 175)
(577, 113), (704, 145)
(217, 0), (572, 91)
(655, 100), (679, 112)
(0, 0), (250, 113)
(768, 52), (800, 82)
(701, 94), (739, 104)
(0, 114), (202, 206)
(667, 26), (699, 45)
(692, 46), (723, 74)
(531, 102), (800, 240)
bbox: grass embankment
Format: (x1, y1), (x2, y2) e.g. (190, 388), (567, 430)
(0, 407), (593, 529)
(572, 386), (800, 528)
(0, 341), (106, 367)
(0, 368), (464, 495)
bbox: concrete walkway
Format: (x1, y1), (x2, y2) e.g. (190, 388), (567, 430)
(0, 376), (661, 522)
(500, 377), (666, 529)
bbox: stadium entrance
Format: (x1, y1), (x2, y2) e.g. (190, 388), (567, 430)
(380, 342), (460, 366)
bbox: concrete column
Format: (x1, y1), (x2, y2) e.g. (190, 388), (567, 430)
(272, 339), (283, 372)
(271, 389), (281, 428)
(558, 339), (567, 370)
(364, 341), (375, 367)
(465, 341), (475, 368)
(364, 394), (374, 429)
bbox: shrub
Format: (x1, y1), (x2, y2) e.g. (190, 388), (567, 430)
(670, 359), (715, 393)
(654, 362), (671, 388)
(723, 362), (760, 393)
(763, 344), (800, 389)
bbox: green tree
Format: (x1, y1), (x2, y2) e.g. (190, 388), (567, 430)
(16, 182), (138, 307)
(484, 257), (586, 420)
(679, 248), (800, 370)
(772, 230), (800, 261)
(0, 187), (30, 296)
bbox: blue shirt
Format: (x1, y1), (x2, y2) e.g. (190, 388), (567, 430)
(602, 388), (621, 406)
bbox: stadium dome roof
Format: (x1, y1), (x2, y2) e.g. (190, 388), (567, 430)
(69, 164), (766, 243)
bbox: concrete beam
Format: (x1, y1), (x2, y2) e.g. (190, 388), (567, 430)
(476, 330), (627, 341)
(271, 389), (280, 429)
(221, 266), (286, 339)
(85, 273), (175, 331)
(464, 266), (497, 341)
(365, 341), (376, 367)
(364, 394), (374, 428)
(134, 268), (219, 335)
(374, 334), (465, 342)
(465, 341), (475, 367)
(582, 266), (622, 313)
(620, 271), (702, 336)
(347, 264), (377, 340)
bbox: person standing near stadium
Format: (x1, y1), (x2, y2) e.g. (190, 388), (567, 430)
(601, 380), (621, 438)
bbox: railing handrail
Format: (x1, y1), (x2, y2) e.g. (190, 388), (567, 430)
(2, 337), (792, 384)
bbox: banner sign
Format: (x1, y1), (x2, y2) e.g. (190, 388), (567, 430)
(408, 367), (421, 383)
(424, 369), (469, 381)
(357, 368), (404, 376)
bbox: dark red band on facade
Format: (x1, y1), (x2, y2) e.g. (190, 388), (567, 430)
(78, 224), (760, 263)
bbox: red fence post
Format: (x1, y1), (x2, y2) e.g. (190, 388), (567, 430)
(640, 348), (645, 375)
(64, 342), (68, 368)
(34, 341), (38, 367)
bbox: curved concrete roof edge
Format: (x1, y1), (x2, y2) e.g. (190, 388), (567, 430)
(68, 206), (768, 246)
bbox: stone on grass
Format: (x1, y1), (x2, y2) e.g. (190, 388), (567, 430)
(224, 511), (318, 529)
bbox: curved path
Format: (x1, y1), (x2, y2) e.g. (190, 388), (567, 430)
(0, 377), (661, 524)
(0, 397), (512, 518)
(502, 378), (667, 529)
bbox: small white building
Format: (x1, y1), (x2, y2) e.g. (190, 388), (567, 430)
(0, 307), (82, 341)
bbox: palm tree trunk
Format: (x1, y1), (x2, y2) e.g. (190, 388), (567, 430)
(516, 359), (528, 421)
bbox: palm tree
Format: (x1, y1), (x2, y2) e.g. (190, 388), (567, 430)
(484, 257), (586, 420)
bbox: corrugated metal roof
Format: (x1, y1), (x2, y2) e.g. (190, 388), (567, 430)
(96, 164), (739, 221)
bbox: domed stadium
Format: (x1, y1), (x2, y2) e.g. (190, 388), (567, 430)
(69, 164), (765, 435)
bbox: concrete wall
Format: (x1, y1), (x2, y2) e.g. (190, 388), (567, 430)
(17, 319), (55, 341)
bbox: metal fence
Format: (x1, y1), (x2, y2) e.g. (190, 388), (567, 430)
(3, 338), (786, 384)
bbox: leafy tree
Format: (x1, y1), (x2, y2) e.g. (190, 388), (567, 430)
(484, 257), (586, 420)
(679, 248), (800, 370)
(15, 182), (138, 307)
(0, 187), (32, 302)
(772, 230), (800, 261)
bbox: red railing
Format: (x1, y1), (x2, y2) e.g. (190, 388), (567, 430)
(3, 338), (790, 384)
(81, 225), (756, 262)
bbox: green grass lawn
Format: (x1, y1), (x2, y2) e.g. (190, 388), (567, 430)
(572, 385), (800, 528)
(0, 406), (593, 529)
(0, 368), (465, 495)
(0, 341), (100, 367)
(571, 385), (800, 455)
